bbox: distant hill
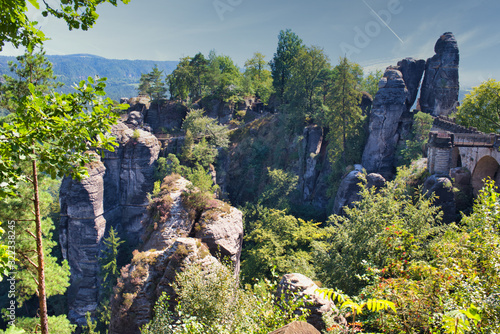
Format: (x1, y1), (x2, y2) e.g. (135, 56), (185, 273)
(0, 54), (178, 101)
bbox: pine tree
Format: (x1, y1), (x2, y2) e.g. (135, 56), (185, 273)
(325, 57), (364, 165)
(97, 226), (124, 332)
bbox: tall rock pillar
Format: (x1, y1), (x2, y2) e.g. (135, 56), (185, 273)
(420, 32), (460, 117)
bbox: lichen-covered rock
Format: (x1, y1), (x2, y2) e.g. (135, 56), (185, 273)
(362, 67), (410, 178)
(420, 32), (460, 117)
(268, 321), (321, 334)
(143, 100), (188, 133)
(277, 273), (334, 331)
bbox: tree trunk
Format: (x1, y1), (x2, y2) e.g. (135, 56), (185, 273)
(32, 159), (48, 334)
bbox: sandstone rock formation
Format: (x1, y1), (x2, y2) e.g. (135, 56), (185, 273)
(397, 58), (426, 110)
(60, 122), (160, 325)
(361, 67), (410, 177)
(298, 125), (331, 211)
(110, 238), (220, 334)
(143, 100), (188, 133)
(268, 321), (321, 334)
(59, 157), (106, 323)
(277, 273), (334, 331)
(420, 32), (460, 117)
(333, 165), (386, 215)
(109, 176), (243, 333)
(423, 174), (456, 223)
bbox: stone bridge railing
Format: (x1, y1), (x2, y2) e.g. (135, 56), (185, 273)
(432, 116), (482, 134)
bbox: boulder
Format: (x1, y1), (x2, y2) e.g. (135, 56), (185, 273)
(333, 166), (386, 215)
(277, 273), (334, 331)
(423, 174), (456, 223)
(420, 32), (460, 117)
(268, 321), (321, 334)
(195, 205), (243, 275)
(361, 67), (410, 178)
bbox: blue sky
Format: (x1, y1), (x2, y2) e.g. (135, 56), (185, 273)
(2, 0), (500, 90)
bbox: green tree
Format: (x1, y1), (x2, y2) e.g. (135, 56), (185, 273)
(285, 45), (330, 127)
(0, 48), (62, 113)
(206, 52), (243, 103)
(0, 0), (130, 51)
(324, 57), (364, 165)
(97, 226), (124, 331)
(270, 29), (303, 103)
(241, 206), (323, 282)
(190, 53), (209, 99)
(181, 108), (229, 148)
(138, 65), (167, 112)
(399, 111), (433, 166)
(0, 76), (120, 333)
(0, 176), (70, 307)
(167, 56), (194, 101)
(258, 168), (298, 211)
(455, 78), (500, 133)
(244, 52), (274, 104)
(361, 69), (383, 97)
(314, 167), (443, 295)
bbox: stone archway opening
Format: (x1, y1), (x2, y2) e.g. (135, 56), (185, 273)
(451, 147), (462, 168)
(472, 156), (500, 196)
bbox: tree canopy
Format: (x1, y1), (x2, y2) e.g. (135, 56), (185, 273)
(0, 0), (131, 51)
(455, 79), (500, 133)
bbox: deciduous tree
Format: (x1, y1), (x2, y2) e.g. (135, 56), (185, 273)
(455, 79), (500, 133)
(0, 76), (121, 334)
(270, 29), (303, 103)
(0, 0), (131, 51)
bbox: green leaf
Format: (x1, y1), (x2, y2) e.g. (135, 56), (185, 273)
(27, 0), (40, 9)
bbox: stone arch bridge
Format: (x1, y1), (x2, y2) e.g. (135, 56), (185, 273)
(428, 117), (500, 195)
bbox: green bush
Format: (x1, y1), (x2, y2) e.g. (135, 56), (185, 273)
(141, 261), (309, 334)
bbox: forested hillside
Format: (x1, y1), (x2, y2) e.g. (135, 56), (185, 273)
(0, 54), (178, 101)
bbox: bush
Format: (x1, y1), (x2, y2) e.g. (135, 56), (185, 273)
(141, 261), (309, 334)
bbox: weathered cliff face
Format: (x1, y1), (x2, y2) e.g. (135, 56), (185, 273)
(420, 32), (460, 117)
(397, 58), (426, 110)
(60, 122), (160, 325)
(361, 67), (410, 178)
(110, 176), (243, 334)
(59, 157), (107, 323)
(143, 100), (188, 133)
(297, 126), (332, 213)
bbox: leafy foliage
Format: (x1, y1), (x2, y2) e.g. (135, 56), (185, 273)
(141, 261), (309, 334)
(360, 70), (383, 98)
(314, 167), (443, 295)
(455, 78), (500, 133)
(270, 29), (304, 103)
(0, 0), (130, 51)
(241, 206), (323, 283)
(399, 111), (434, 166)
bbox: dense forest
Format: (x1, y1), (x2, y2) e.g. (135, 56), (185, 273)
(1, 1), (500, 334)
